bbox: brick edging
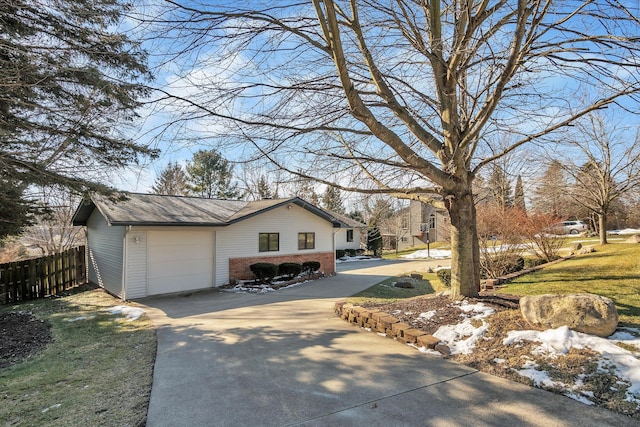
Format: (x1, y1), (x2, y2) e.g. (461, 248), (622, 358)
(334, 300), (450, 355)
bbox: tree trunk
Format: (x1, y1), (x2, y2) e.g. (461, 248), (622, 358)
(446, 186), (480, 299)
(598, 213), (608, 245)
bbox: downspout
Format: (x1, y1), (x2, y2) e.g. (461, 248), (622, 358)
(333, 227), (340, 275)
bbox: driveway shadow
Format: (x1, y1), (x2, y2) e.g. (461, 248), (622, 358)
(138, 259), (442, 320)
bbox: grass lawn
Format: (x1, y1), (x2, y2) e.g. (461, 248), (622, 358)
(503, 243), (640, 327)
(382, 242), (449, 259)
(347, 271), (449, 305)
(0, 284), (156, 427)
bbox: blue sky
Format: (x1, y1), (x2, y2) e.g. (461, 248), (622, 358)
(111, 0), (640, 198)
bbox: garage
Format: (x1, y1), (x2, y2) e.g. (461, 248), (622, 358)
(73, 193), (344, 299)
(147, 230), (214, 296)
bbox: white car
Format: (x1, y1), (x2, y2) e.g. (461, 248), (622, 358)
(553, 220), (588, 235)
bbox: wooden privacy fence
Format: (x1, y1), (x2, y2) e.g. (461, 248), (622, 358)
(0, 246), (87, 305)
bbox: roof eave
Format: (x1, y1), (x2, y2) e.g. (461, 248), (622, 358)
(109, 221), (227, 227)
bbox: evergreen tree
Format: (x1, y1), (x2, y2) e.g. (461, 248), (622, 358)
(322, 186), (344, 213)
(152, 162), (188, 196)
(532, 160), (572, 217)
(487, 165), (513, 209)
(292, 176), (320, 205)
(366, 225), (383, 257)
(514, 175), (526, 212)
(347, 210), (365, 223)
(0, 179), (37, 239)
(256, 175), (273, 199)
(186, 149), (240, 199)
(1, 0), (157, 236)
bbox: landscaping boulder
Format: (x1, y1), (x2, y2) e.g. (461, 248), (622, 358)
(520, 293), (618, 337)
(625, 234), (640, 244)
(394, 277), (414, 288)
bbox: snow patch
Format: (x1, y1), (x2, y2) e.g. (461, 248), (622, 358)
(400, 249), (451, 259)
(504, 326), (640, 397)
(41, 403), (61, 413)
(66, 315), (95, 322)
(432, 302), (495, 355)
(106, 306), (145, 321)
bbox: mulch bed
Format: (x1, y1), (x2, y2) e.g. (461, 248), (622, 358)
(360, 293), (521, 336)
(0, 312), (52, 369)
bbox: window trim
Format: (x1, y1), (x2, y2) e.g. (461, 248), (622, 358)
(346, 229), (354, 242)
(259, 232), (279, 252)
(298, 232), (315, 250)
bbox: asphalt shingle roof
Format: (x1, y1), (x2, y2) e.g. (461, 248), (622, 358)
(72, 193), (365, 228)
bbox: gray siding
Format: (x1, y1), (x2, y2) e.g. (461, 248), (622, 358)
(87, 211), (125, 297)
(124, 230), (148, 299)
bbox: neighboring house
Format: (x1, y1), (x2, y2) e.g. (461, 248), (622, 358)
(381, 200), (450, 251)
(72, 194), (352, 299)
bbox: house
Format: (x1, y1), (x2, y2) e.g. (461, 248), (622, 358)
(72, 194), (353, 299)
(329, 211), (366, 253)
(381, 200), (450, 251)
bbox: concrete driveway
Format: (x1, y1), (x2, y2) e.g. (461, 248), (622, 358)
(140, 259), (633, 426)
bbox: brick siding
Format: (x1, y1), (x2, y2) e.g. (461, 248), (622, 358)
(228, 252), (335, 281)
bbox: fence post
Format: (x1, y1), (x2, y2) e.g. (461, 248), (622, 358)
(0, 263), (6, 304)
(8, 261), (16, 303)
(76, 246), (87, 284)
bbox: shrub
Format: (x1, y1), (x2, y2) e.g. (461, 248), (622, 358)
(524, 258), (548, 269)
(345, 249), (357, 257)
(336, 249), (346, 259)
(302, 261), (321, 274)
(249, 262), (278, 283)
(278, 262), (302, 279)
(504, 256), (525, 275)
(436, 268), (451, 288)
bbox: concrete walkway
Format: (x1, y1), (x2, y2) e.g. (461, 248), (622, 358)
(140, 259), (634, 426)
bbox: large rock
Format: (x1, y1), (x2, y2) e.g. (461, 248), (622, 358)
(520, 293), (618, 337)
(625, 234), (640, 243)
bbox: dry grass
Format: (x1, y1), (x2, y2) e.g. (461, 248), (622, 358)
(0, 285), (156, 427)
(350, 243), (640, 418)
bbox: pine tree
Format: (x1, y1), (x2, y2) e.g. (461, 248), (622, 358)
(292, 176), (320, 205)
(0, 178), (38, 239)
(1, 0), (157, 236)
(322, 186), (344, 213)
(514, 175), (526, 212)
(256, 175), (273, 199)
(367, 225), (383, 257)
(532, 160), (572, 217)
(186, 149), (241, 199)
(487, 165), (513, 209)
(152, 162), (188, 196)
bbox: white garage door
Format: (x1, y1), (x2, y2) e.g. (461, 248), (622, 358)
(147, 230), (214, 295)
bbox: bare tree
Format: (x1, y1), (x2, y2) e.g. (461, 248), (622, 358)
(22, 188), (86, 256)
(563, 114), (640, 244)
(237, 164), (285, 201)
(521, 212), (566, 262)
(142, 1), (640, 298)
(476, 203), (526, 278)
